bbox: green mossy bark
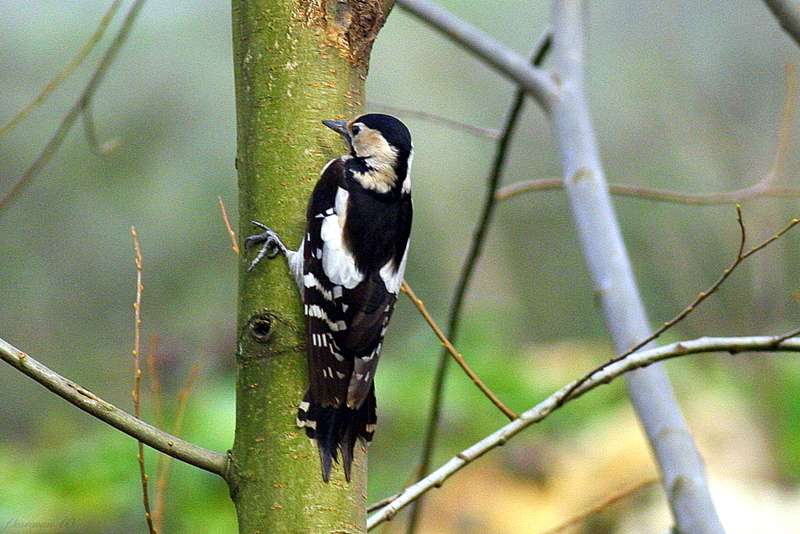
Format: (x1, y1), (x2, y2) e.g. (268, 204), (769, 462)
(230, 0), (394, 532)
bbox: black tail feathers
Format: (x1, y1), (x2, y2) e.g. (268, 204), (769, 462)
(297, 389), (377, 482)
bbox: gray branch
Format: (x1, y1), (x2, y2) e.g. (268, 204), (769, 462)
(367, 335), (800, 528)
(763, 0), (800, 46)
(547, 2), (724, 532)
(396, 0), (557, 109)
(0, 336), (229, 478)
(399, 0), (728, 531)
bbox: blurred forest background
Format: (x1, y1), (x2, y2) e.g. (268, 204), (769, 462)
(3, 1), (800, 533)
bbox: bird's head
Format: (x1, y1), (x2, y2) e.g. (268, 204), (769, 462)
(323, 113), (413, 195)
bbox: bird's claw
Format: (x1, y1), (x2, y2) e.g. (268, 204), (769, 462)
(244, 221), (287, 271)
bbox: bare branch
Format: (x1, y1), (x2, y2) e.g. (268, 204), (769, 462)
(775, 325), (800, 344)
(131, 228), (157, 534)
(401, 282), (517, 419)
(562, 211), (800, 404)
(405, 30), (551, 533)
(496, 178), (800, 204)
(763, 0), (800, 46)
(763, 63), (797, 188)
(396, 0), (557, 108)
(0, 0), (145, 215)
(146, 336), (166, 430)
(535, 476), (658, 534)
(153, 361), (202, 531)
(547, 0), (724, 530)
(368, 493), (400, 513)
(218, 196), (240, 253)
(0, 336), (229, 478)
(82, 104), (121, 154)
(146, 337), (166, 531)
(367, 335), (800, 528)
(499, 64), (799, 206)
(0, 0), (123, 139)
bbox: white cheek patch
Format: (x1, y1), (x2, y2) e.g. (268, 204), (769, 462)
(351, 126), (401, 193)
(352, 170), (393, 194)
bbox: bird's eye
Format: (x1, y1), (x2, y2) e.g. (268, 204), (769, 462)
(351, 125), (361, 136)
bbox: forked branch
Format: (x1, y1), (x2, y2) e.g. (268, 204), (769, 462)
(561, 209), (800, 404)
(498, 63), (799, 206)
(0, 0), (145, 214)
(396, 0), (557, 108)
(496, 179), (800, 204)
(367, 334), (800, 528)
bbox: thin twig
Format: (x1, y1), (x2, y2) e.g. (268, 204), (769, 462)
(499, 64), (798, 206)
(496, 179), (800, 204)
(153, 361), (202, 530)
(133, 229), (144, 411)
(146, 335), (167, 532)
(763, 0), (800, 47)
(219, 196), (240, 253)
(369, 104), (501, 139)
(368, 493), (401, 513)
(366, 334), (800, 528)
(146, 336), (166, 430)
(82, 104), (121, 154)
(560, 209), (800, 405)
(764, 63), (797, 188)
(0, 335), (228, 476)
(401, 282), (517, 419)
(0, 0), (123, 139)
(0, 0), (146, 215)
(369, 471), (422, 513)
(132, 228), (156, 534)
(396, 0), (557, 108)
(406, 30), (551, 533)
(535, 477), (659, 534)
(774, 326), (800, 345)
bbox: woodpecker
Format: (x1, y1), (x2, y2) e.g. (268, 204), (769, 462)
(244, 113), (413, 482)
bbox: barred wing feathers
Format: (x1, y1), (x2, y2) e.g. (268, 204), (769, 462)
(295, 158), (401, 481)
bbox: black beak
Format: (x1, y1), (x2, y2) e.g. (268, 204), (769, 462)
(323, 119), (353, 153)
(322, 120), (349, 138)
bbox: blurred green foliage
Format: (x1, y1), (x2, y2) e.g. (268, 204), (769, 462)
(2, 0), (800, 532)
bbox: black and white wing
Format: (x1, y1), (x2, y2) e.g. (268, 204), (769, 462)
(296, 158), (399, 481)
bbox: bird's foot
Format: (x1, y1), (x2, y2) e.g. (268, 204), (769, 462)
(244, 221), (288, 272)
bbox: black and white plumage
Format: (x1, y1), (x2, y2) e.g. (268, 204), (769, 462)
(244, 113), (413, 482)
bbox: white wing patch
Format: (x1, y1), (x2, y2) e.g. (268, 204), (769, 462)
(379, 243), (408, 294)
(320, 187), (363, 289)
(402, 149), (413, 195)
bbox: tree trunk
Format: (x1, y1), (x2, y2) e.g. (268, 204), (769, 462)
(230, 1), (393, 532)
